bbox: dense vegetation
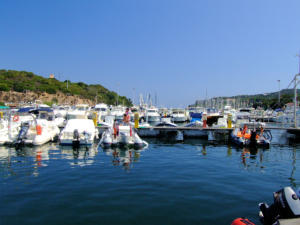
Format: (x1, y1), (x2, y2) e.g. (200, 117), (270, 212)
(0, 69), (132, 106)
(229, 89), (300, 109)
(192, 89), (300, 110)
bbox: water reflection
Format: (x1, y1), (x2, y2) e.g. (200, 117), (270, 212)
(236, 146), (271, 171)
(60, 144), (98, 167)
(289, 146), (297, 188)
(0, 144), (56, 178)
(102, 147), (144, 171)
(0, 140), (299, 184)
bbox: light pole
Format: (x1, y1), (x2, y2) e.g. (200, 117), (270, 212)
(277, 80), (280, 104)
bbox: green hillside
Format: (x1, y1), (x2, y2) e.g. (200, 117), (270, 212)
(0, 69), (132, 106)
(228, 89), (299, 109)
(192, 89), (300, 109)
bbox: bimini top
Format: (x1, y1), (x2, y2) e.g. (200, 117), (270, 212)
(29, 107), (54, 114)
(17, 107), (35, 113)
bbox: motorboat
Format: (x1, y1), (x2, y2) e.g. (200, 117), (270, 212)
(53, 105), (69, 118)
(145, 107), (160, 123)
(184, 120), (203, 128)
(15, 108), (60, 146)
(155, 117), (177, 127)
(230, 122), (271, 147)
(259, 187), (300, 225)
(171, 109), (188, 122)
(231, 186), (300, 225)
(59, 118), (98, 146)
(99, 122), (148, 149)
(188, 106), (205, 120)
(110, 106), (125, 121)
(211, 117), (228, 128)
(54, 113), (66, 128)
(94, 103), (110, 122)
(0, 116), (20, 145)
(75, 104), (90, 112)
(236, 108), (253, 120)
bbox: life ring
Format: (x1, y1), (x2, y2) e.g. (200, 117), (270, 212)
(13, 115), (19, 122)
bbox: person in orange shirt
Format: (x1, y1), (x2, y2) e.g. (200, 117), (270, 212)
(123, 108), (130, 124)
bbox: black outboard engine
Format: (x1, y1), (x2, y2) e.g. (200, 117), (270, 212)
(15, 122), (30, 146)
(72, 129), (80, 147)
(259, 187), (300, 225)
(250, 129), (257, 146)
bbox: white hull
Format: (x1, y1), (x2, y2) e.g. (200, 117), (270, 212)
(147, 116), (160, 122)
(172, 116), (187, 122)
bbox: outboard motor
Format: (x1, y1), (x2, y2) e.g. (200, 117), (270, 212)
(259, 187), (300, 225)
(250, 129), (257, 146)
(73, 129), (80, 147)
(15, 122), (30, 146)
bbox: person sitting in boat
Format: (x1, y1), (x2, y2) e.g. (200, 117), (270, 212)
(123, 108), (131, 124)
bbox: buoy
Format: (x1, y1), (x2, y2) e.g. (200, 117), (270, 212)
(231, 218), (255, 225)
(13, 115), (19, 122)
(134, 112), (139, 128)
(36, 125), (42, 135)
(227, 113), (232, 128)
(93, 112), (98, 127)
(0, 111), (3, 119)
(202, 113), (207, 128)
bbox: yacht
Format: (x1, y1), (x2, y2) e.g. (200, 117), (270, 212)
(94, 103), (110, 122)
(110, 106), (125, 121)
(145, 107), (160, 123)
(171, 108), (188, 122)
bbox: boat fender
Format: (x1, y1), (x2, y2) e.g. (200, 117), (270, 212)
(36, 125), (42, 135)
(231, 217), (255, 225)
(13, 115), (19, 122)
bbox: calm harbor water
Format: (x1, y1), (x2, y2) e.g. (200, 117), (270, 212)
(1, 133), (300, 225)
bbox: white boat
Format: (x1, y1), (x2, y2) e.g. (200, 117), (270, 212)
(145, 107), (160, 122)
(155, 117), (177, 127)
(53, 106), (69, 118)
(94, 103), (110, 122)
(75, 104), (90, 112)
(212, 117), (228, 128)
(236, 108), (253, 120)
(16, 109), (60, 146)
(99, 122), (148, 149)
(171, 109), (188, 122)
(0, 118), (20, 145)
(59, 119), (98, 146)
(0, 107), (37, 145)
(54, 114), (66, 128)
(110, 106), (125, 121)
(185, 120), (203, 127)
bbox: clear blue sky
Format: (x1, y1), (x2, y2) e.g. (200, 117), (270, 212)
(1, 0), (300, 107)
